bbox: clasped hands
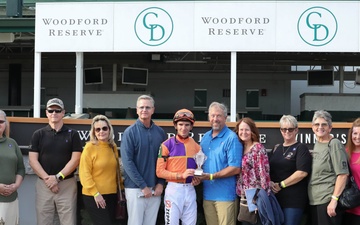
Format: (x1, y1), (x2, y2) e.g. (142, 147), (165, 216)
(0, 183), (18, 196)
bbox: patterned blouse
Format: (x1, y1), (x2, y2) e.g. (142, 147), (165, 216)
(236, 142), (271, 196)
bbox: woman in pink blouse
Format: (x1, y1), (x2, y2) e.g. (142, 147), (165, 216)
(343, 118), (360, 225)
(234, 117), (271, 225)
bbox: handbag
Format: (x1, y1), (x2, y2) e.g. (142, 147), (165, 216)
(238, 198), (257, 224)
(327, 139), (360, 209)
(112, 147), (128, 220)
(338, 173), (360, 209)
(238, 189), (260, 224)
(116, 189), (127, 220)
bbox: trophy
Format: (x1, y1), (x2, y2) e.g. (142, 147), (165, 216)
(194, 149), (207, 176)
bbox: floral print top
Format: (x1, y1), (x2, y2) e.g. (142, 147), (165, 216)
(236, 142), (271, 196)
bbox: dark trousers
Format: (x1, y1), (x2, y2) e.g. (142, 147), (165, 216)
(83, 193), (117, 225)
(342, 212), (360, 225)
(310, 203), (344, 225)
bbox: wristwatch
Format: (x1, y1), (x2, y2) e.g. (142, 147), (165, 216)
(56, 173), (64, 182)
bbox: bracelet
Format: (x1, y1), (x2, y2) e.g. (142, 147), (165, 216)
(280, 181), (286, 188)
(331, 195), (339, 201)
(209, 174), (213, 180)
(94, 192), (100, 197)
(58, 172), (65, 179)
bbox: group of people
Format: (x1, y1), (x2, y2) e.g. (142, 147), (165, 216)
(0, 95), (360, 225)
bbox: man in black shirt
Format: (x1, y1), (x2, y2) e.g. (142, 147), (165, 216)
(29, 98), (82, 225)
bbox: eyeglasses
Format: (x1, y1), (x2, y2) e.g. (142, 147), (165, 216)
(95, 126), (109, 133)
(47, 109), (63, 114)
(313, 123), (328, 128)
(280, 128), (296, 133)
(137, 106), (153, 111)
(0, 120), (5, 124)
(174, 111), (194, 120)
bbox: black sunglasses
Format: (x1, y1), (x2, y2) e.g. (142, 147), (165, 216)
(47, 109), (63, 114)
(95, 126), (109, 133)
(280, 128), (296, 133)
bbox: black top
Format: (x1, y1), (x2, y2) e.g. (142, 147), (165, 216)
(29, 124), (82, 176)
(269, 142), (312, 208)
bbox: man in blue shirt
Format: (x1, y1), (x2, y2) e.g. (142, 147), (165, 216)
(120, 95), (167, 225)
(200, 102), (243, 225)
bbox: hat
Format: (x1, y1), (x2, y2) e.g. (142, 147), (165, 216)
(46, 98), (64, 109)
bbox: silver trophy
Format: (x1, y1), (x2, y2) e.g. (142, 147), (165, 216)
(194, 149), (207, 176)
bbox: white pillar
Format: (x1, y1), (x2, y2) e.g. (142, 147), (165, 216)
(75, 52), (84, 114)
(33, 52), (42, 118)
(230, 52), (237, 122)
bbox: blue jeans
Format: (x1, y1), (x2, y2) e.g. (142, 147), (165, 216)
(282, 208), (304, 225)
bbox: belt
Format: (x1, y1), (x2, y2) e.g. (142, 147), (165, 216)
(39, 174), (74, 180)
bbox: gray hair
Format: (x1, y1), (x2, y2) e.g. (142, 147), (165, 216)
(0, 110), (9, 137)
(208, 102), (228, 117)
(137, 95), (155, 107)
(312, 110), (332, 127)
(279, 115), (298, 128)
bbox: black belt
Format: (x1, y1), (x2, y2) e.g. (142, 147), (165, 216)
(39, 174), (74, 180)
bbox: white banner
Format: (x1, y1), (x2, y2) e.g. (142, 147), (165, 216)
(35, 1), (360, 52)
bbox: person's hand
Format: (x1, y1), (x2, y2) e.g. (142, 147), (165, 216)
(191, 176), (201, 186)
(4, 183), (18, 195)
(142, 186), (153, 198)
(153, 184), (163, 196)
(327, 199), (338, 217)
(50, 184), (59, 194)
(182, 169), (195, 179)
(270, 181), (281, 194)
(197, 173), (210, 181)
(44, 175), (58, 189)
(94, 193), (106, 209)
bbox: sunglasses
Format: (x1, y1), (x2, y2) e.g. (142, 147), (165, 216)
(174, 111), (194, 120)
(95, 126), (109, 133)
(47, 109), (63, 114)
(0, 120), (5, 124)
(280, 128), (296, 133)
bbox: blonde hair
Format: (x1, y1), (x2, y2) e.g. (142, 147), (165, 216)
(89, 115), (115, 147)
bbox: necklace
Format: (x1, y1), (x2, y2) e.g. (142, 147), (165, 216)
(282, 145), (291, 156)
(283, 142), (297, 156)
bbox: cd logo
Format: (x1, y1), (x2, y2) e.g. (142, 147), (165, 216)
(297, 6), (337, 46)
(135, 7), (174, 46)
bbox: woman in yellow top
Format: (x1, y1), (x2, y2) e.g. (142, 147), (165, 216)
(79, 115), (118, 225)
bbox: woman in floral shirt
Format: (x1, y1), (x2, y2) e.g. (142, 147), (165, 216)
(234, 117), (271, 225)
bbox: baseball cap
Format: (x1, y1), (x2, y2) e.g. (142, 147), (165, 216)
(46, 98), (64, 109)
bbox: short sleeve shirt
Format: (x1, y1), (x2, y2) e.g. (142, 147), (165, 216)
(201, 126), (242, 201)
(30, 124), (83, 176)
(308, 138), (348, 205)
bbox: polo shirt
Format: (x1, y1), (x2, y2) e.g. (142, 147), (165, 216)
(29, 124), (82, 177)
(201, 125), (242, 201)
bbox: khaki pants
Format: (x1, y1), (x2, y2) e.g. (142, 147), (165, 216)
(35, 177), (77, 225)
(203, 199), (238, 225)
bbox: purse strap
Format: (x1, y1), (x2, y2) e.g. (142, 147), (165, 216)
(112, 145), (124, 201)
